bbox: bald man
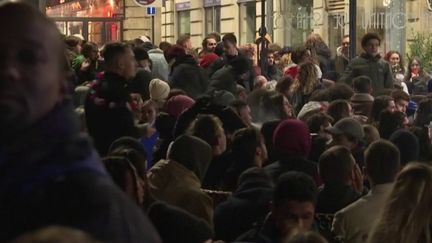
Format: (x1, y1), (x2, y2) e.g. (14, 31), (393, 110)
(0, 2), (160, 242)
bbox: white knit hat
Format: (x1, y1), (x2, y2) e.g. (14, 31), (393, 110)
(149, 79), (170, 101)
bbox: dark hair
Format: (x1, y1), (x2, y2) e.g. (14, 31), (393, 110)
(260, 92), (290, 121)
(103, 42), (130, 69)
(319, 146), (354, 184)
(273, 171), (317, 207)
(222, 33), (237, 44)
(102, 156), (140, 203)
(260, 120), (282, 166)
(371, 95), (394, 122)
(109, 147), (147, 179)
(65, 35), (82, 49)
(291, 46), (310, 64)
(208, 32), (222, 42)
(133, 46), (149, 61)
(176, 34), (191, 46)
(159, 41), (172, 52)
(385, 50), (405, 73)
(409, 126), (432, 163)
(327, 99), (351, 124)
(81, 42), (98, 59)
(276, 76), (294, 95)
(352, 75), (372, 93)
(378, 110), (406, 139)
(326, 83), (354, 100)
(202, 36), (215, 49)
(189, 114), (223, 147)
(231, 127), (263, 169)
(361, 33), (381, 47)
(404, 56), (428, 83)
(414, 98), (432, 127)
(229, 99), (248, 114)
(365, 140), (400, 184)
(306, 113), (333, 133)
(391, 89), (410, 103)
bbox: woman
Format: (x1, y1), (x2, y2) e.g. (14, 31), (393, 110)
(259, 91), (293, 123)
(385, 51), (408, 92)
(290, 61), (322, 115)
(368, 163), (432, 243)
(404, 57), (432, 95)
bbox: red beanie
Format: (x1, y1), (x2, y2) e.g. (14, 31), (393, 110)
(164, 95), (195, 119)
(200, 53), (219, 68)
(273, 119), (311, 157)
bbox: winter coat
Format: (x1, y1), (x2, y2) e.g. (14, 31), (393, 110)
(0, 100), (161, 243)
(169, 55), (209, 99)
(339, 54), (393, 96)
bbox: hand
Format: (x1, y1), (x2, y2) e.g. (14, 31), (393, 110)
(352, 114), (368, 123)
(80, 58), (91, 71)
(351, 163), (364, 194)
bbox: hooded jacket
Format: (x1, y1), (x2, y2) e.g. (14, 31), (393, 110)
(169, 55), (209, 100)
(147, 135), (214, 226)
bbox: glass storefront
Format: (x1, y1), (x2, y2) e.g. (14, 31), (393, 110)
(45, 0), (124, 46)
(205, 6), (221, 35)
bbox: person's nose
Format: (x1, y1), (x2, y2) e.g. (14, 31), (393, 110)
(0, 60), (21, 85)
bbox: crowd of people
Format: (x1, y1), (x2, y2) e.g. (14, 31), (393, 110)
(2, 1), (432, 243)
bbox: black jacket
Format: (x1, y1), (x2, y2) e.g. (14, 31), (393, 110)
(207, 66), (239, 96)
(265, 155), (320, 185)
(170, 55), (209, 99)
(316, 183), (361, 214)
(0, 101), (160, 243)
(214, 178), (273, 242)
(85, 72), (139, 156)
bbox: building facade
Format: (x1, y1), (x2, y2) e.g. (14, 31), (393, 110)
(161, 0), (432, 58)
(39, 0), (432, 58)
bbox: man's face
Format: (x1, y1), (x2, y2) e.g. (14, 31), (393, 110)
(118, 47), (138, 80)
(206, 38), (217, 52)
(223, 40), (237, 56)
(342, 37), (350, 53)
(267, 53), (275, 66)
(272, 200), (315, 238)
(395, 99), (408, 113)
(363, 39), (380, 57)
(0, 12), (65, 135)
(387, 100), (396, 112)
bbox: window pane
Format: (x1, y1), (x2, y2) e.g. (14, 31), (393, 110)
(178, 11), (191, 36)
(239, 2), (256, 44)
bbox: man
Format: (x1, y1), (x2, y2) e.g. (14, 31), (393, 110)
(237, 171), (318, 243)
(339, 33), (393, 95)
(317, 146), (362, 214)
(85, 42), (139, 156)
(335, 35), (350, 76)
(176, 33), (193, 51)
(350, 75), (374, 119)
(391, 89), (410, 114)
(326, 118), (366, 167)
(207, 55), (251, 97)
(147, 135), (214, 227)
(265, 52), (283, 81)
(202, 36), (217, 54)
(229, 99), (253, 127)
(208, 33), (240, 77)
(0, 2), (160, 242)
(332, 140), (400, 243)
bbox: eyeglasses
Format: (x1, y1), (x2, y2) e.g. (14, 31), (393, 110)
(342, 42), (349, 45)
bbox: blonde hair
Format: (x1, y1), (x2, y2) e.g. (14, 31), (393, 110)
(368, 162), (432, 243)
(290, 61), (319, 95)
